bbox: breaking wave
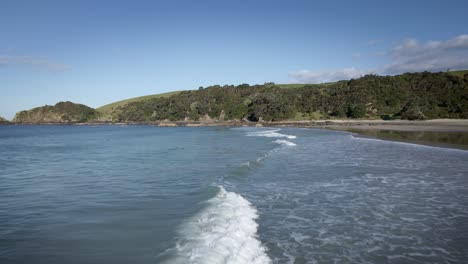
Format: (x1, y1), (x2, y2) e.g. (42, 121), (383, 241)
(163, 186), (271, 264)
(273, 139), (296, 147)
(246, 129), (296, 139)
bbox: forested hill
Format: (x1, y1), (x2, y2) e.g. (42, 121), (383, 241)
(113, 71), (468, 122)
(10, 71), (468, 124)
(13, 101), (98, 123)
(0, 116), (10, 124)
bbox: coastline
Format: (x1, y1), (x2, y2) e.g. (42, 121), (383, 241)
(317, 119), (468, 150)
(3, 119), (468, 150)
(5, 118), (468, 128)
(321, 119), (468, 132)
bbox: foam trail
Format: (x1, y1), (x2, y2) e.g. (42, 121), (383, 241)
(164, 186), (271, 264)
(247, 129), (296, 139)
(273, 139), (296, 147)
(240, 161), (251, 167)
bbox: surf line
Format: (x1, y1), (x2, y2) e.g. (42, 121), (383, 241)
(165, 186), (272, 264)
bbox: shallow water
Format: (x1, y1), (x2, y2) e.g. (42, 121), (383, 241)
(1, 125), (467, 263)
(346, 129), (468, 150)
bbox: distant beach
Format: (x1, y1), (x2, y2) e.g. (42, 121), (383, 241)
(318, 119), (468, 150)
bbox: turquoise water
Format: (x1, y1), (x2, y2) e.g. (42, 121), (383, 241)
(1, 125), (467, 263)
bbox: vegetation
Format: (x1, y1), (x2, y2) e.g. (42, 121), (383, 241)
(13, 101), (98, 123)
(11, 70), (468, 124)
(96, 91), (183, 118)
(111, 71), (468, 122)
(0, 116), (10, 124)
(447, 70), (468, 78)
(274, 82), (336, 89)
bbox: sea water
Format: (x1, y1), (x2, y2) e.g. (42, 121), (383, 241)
(0, 125), (467, 263)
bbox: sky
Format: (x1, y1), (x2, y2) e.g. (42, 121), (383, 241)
(1, 0), (468, 120)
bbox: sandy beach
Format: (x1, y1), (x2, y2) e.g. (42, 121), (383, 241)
(319, 119), (468, 132)
(8, 118), (468, 132)
(301, 119), (468, 150)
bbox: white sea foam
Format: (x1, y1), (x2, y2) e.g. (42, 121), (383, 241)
(247, 129), (296, 139)
(273, 139), (297, 147)
(165, 186), (271, 264)
(240, 161), (251, 167)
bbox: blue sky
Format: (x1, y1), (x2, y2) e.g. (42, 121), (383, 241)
(1, 0), (468, 119)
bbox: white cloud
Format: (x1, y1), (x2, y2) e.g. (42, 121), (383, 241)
(0, 55), (70, 72)
(383, 34), (468, 74)
(289, 34), (468, 83)
(289, 67), (369, 83)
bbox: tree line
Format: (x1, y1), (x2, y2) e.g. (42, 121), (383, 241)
(113, 71), (468, 122)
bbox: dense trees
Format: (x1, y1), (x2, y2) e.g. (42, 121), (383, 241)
(12, 71), (466, 124)
(114, 71), (468, 122)
(0, 116), (9, 124)
(13, 101), (98, 123)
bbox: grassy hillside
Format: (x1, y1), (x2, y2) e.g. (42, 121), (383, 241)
(98, 69), (467, 119)
(97, 84), (335, 119)
(274, 84), (308, 89)
(274, 82), (336, 89)
(447, 70), (468, 78)
(96, 91), (183, 116)
(114, 71), (468, 122)
(98, 84), (334, 114)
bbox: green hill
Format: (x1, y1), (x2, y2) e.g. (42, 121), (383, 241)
(96, 84), (338, 119)
(0, 116), (10, 124)
(96, 70), (468, 122)
(447, 70), (468, 78)
(274, 82), (336, 89)
(113, 71), (468, 122)
(96, 91), (183, 119)
(13, 101), (98, 123)
(15, 70), (467, 124)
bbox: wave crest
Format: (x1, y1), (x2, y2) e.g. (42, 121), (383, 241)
(247, 129), (296, 139)
(164, 186), (271, 264)
(273, 139), (297, 147)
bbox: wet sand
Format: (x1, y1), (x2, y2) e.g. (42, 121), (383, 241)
(321, 119), (468, 150)
(323, 119), (468, 132)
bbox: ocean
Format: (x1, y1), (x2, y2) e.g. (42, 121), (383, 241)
(1, 125), (467, 263)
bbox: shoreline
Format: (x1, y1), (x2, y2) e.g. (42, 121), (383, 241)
(4, 119), (468, 129)
(345, 131), (468, 151)
(3, 119), (468, 150)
